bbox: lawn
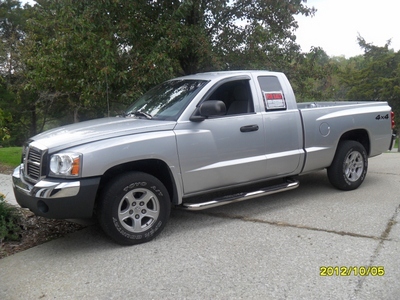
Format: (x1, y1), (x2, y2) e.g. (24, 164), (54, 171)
(0, 147), (22, 167)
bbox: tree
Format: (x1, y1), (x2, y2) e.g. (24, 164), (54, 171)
(340, 36), (400, 131)
(211, 0), (315, 72)
(0, 0), (25, 79)
(23, 0), (125, 123)
(289, 47), (338, 101)
(161, 0), (316, 74)
(0, 0), (36, 145)
(2, 0), (316, 144)
(22, 0), (315, 120)
(0, 78), (13, 144)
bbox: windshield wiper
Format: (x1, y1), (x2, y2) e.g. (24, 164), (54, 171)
(125, 111), (152, 119)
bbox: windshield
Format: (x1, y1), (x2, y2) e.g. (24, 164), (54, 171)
(125, 79), (208, 120)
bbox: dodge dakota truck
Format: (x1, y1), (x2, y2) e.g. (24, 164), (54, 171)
(12, 71), (395, 245)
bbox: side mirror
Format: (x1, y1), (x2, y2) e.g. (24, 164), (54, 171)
(200, 100), (226, 116)
(190, 100), (226, 122)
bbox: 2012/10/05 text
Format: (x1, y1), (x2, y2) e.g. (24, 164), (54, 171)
(320, 266), (385, 276)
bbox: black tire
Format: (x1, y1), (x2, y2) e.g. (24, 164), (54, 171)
(327, 140), (368, 191)
(97, 172), (171, 245)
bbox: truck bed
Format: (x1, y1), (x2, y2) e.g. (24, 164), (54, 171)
(297, 100), (393, 173)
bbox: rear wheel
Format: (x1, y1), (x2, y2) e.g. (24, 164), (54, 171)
(327, 141), (368, 191)
(97, 172), (171, 245)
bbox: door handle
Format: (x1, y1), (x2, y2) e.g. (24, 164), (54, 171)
(240, 125), (259, 132)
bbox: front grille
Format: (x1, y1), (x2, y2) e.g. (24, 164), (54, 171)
(23, 144), (47, 183)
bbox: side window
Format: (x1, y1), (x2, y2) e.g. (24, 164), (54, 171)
(206, 80), (254, 115)
(257, 76), (287, 111)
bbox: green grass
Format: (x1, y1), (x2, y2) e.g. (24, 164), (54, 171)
(390, 136), (399, 149)
(0, 147), (22, 167)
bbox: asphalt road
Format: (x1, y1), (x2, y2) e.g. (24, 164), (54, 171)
(1, 152), (399, 300)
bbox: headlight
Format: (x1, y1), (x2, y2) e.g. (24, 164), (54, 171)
(50, 153), (81, 177)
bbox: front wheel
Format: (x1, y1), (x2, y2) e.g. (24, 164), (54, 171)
(327, 141), (368, 191)
(97, 172), (171, 245)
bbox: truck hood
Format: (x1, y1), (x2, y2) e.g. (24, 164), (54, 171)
(31, 117), (177, 151)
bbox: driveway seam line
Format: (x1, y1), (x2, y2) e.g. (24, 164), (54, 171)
(198, 211), (389, 241)
(353, 203), (400, 298)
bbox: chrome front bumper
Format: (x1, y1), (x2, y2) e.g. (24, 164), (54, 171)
(12, 165), (101, 219)
(12, 165), (80, 199)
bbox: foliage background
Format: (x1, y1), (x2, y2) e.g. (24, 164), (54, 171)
(0, 0), (398, 146)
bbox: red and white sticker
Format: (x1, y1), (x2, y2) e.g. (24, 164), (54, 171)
(263, 91), (286, 110)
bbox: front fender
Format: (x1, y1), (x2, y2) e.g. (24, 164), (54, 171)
(64, 131), (184, 203)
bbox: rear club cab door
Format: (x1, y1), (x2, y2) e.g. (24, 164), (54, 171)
(255, 74), (304, 177)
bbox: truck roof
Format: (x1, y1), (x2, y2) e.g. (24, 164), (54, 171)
(173, 70), (284, 81)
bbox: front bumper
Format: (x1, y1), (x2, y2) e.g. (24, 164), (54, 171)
(12, 165), (101, 219)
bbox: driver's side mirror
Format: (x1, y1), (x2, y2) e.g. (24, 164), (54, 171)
(190, 100), (226, 122)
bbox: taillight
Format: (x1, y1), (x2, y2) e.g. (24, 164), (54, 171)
(391, 111), (395, 129)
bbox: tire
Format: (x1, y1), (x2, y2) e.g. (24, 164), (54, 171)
(97, 172), (171, 245)
(327, 140), (368, 191)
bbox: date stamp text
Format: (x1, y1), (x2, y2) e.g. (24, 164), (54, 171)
(320, 266), (385, 276)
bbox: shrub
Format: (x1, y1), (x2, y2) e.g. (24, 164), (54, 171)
(0, 193), (21, 243)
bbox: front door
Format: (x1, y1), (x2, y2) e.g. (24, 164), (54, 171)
(174, 78), (266, 195)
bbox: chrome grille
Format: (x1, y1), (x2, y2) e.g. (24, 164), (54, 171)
(23, 144), (47, 183)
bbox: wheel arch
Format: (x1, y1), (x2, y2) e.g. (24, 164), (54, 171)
(97, 159), (179, 205)
(337, 129), (370, 156)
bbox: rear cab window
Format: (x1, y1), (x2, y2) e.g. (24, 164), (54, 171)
(257, 76), (287, 111)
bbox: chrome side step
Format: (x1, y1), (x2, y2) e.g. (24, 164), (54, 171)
(180, 178), (299, 211)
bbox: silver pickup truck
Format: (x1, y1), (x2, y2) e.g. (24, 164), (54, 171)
(12, 71), (395, 245)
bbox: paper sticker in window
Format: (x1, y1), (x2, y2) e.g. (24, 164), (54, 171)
(263, 91), (286, 110)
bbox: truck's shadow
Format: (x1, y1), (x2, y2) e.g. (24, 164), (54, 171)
(40, 169), (383, 254)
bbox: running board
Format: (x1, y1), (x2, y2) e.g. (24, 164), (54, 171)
(180, 178), (299, 211)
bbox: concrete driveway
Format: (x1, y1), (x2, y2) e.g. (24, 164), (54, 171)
(1, 153), (399, 300)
